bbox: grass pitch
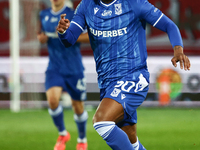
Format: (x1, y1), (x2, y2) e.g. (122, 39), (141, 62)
(0, 107), (199, 150)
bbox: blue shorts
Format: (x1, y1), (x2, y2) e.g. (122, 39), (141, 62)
(100, 73), (149, 128)
(45, 70), (87, 101)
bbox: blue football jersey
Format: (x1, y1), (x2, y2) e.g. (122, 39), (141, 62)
(71, 0), (164, 88)
(40, 5), (84, 75)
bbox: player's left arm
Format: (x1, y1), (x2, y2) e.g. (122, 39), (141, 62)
(154, 15), (191, 71)
(171, 46), (190, 70)
(137, 0), (191, 70)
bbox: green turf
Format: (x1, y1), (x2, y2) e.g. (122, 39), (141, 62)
(0, 107), (200, 150)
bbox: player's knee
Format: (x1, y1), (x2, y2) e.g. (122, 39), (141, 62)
(48, 97), (59, 109)
(93, 121), (115, 139)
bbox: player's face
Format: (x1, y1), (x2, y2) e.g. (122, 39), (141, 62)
(50, 0), (65, 7)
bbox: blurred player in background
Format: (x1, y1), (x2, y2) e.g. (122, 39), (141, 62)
(56, 0), (191, 149)
(37, 0), (89, 150)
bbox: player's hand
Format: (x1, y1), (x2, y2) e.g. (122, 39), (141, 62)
(37, 32), (48, 44)
(56, 14), (70, 34)
(171, 46), (191, 70)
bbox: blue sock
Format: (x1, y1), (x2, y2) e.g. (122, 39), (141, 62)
(138, 141), (146, 150)
(132, 137), (146, 150)
(74, 111), (88, 140)
(48, 105), (66, 134)
(94, 121), (134, 150)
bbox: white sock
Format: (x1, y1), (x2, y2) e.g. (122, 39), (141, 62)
(132, 137), (139, 150)
(59, 130), (67, 136)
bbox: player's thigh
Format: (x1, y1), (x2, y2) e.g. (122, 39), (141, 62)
(93, 98), (124, 124)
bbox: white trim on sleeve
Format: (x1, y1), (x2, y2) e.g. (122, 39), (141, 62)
(153, 13), (164, 27)
(71, 21), (84, 32)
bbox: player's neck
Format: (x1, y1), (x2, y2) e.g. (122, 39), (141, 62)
(101, 0), (114, 4)
(52, 3), (65, 12)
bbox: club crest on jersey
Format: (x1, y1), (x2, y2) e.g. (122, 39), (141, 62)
(111, 88), (121, 97)
(115, 3), (122, 15)
(94, 7), (99, 14)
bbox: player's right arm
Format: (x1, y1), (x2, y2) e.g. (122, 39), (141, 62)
(56, 14), (84, 47)
(57, 1), (86, 47)
(56, 14), (70, 34)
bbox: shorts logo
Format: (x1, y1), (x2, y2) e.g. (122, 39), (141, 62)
(111, 88), (121, 97)
(121, 94), (126, 100)
(115, 3), (122, 15)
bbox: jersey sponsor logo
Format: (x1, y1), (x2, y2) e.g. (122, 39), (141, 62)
(50, 17), (58, 23)
(89, 27), (127, 37)
(110, 88), (121, 97)
(115, 3), (122, 15)
(121, 94), (126, 100)
(102, 10), (112, 16)
(94, 7), (99, 14)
